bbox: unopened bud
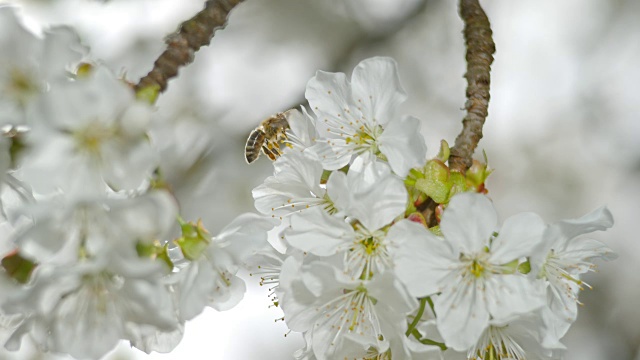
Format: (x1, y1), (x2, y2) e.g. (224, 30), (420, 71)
(415, 159), (452, 204)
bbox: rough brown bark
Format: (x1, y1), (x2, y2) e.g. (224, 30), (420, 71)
(135, 0), (244, 93)
(448, 0), (495, 173)
(421, 0), (494, 226)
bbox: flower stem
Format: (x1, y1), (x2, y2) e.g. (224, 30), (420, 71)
(405, 297), (428, 336)
(411, 329), (447, 351)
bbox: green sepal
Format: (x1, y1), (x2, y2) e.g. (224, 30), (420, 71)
(447, 171), (472, 201)
(1, 251), (37, 284)
(136, 241), (174, 270)
(501, 259), (519, 274)
(414, 160), (452, 204)
(428, 225), (443, 236)
(175, 236), (209, 261)
(466, 158), (493, 190)
(175, 218), (211, 261)
(405, 168), (425, 187)
(518, 260), (532, 274)
(149, 168), (171, 191)
(405, 198), (417, 215)
(406, 212), (427, 227)
(320, 170), (332, 184)
(136, 84), (161, 105)
(8, 132), (27, 169)
(436, 139), (450, 162)
(157, 244), (174, 270)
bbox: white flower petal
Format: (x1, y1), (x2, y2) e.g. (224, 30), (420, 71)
(540, 303), (573, 349)
(563, 238), (618, 268)
(285, 207), (354, 256)
(440, 193), (498, 254)
(378, 115), (427, 177)
(306, 70), (358, 126)
(253, 152), (325, 216)
(549, 206), (614, 247)
(367, 271), (418, 315)
(285, 107), (317, 151)
(489, 212), (545, 264)
(328, 159), (407, 230)
(484, 275), (546, 321)
(388, 220), (457, 297)
(350, 57), (407, 127)
(434, 282), (490, 351)
(278, 257), (320, 332)
(216, 212), (275, 263)
(309, 141), (351, 170)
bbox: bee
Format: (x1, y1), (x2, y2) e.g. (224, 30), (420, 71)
(245, 111), (291, 164)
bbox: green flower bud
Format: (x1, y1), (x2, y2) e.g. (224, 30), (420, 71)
(415, 159), (452, 204)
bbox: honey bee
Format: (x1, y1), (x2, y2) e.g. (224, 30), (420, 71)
(245, 111), (291, 164)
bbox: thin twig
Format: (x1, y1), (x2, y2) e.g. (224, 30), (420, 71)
(421, 0), (494, 226)
(135, 0), (244, 93)
(448, 0), (495, 173)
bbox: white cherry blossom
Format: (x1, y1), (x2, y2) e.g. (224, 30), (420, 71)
(306, 56), (427, 177)
(467, 313), (564, 360)
(531, 206), (616, 348)
(172, 213), (275, 320)
(0, 6), (85, 126)
(17, 66), (156, 196)
(14, 191), (177, 266)
(389, 193), (547, 351)
(279, 259), (418, 360)
(2, 254), (176, 359)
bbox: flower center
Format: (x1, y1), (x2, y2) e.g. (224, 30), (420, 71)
(462, 252), (491, 279)
(346, 228), (390, 280)
(346, 124), (384, 155)
(7, 68), (39, 105)
(540, 249), (590, 290)
(469, 324), (526, 360)
(72, 122), (115, 156)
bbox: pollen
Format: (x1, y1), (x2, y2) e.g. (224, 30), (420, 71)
(470, 260), (485, 278)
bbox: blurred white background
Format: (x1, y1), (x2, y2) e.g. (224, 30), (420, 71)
(1, 0), (639, 358)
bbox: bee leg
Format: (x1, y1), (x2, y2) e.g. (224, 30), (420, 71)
(271, 146), (281, 158)
(262, 145), (277, 161)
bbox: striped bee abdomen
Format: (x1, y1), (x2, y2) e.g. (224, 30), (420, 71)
(245, 128), (266, 163)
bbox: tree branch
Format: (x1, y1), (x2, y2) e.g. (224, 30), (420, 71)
(420, 0), (494, 226)
(448, 0), (495, 173)
(135, 0), (244, 94)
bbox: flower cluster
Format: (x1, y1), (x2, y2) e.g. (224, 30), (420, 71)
(0, 7), (273, 359)
(252, 57), (617, 359)
(0, 5), (618, 359)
